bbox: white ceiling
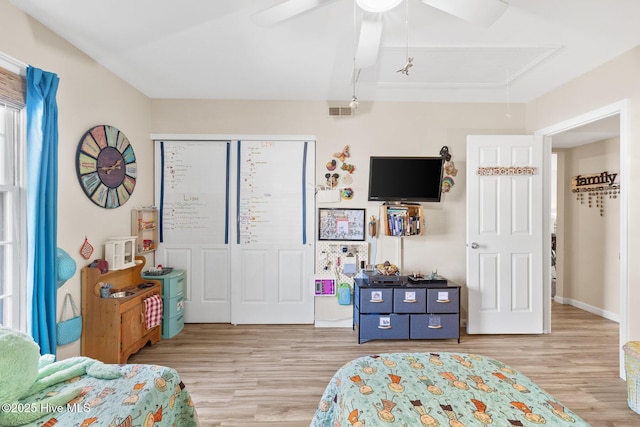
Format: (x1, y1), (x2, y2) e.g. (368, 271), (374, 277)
(9, 0), (640, 104)
(551, 114), (620, 148)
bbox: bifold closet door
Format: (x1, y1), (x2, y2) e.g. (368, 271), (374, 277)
(155, 138), (315, 324)
(230, 140), (315, 324)
(155, 140), (232, 323)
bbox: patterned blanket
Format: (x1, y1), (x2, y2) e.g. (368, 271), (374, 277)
(311, 352), (589, 426)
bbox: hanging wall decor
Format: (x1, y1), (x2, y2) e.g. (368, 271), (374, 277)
(477, 166), (537, 176)
(76, 124), (137, 209)
(440, 146), (457, 193)
(79, 236), (94, 259)
(572, 171), (620, 216)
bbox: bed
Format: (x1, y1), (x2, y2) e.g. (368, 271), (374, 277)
(21, 363), (199, 427)
(311, 352), (589, 426)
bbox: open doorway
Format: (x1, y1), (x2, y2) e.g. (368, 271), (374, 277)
(538, 100), (628, 378)
(550, 115), (620, 320)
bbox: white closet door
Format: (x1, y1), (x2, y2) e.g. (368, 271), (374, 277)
(155, 140), (231, 322)
(231, 140), (315, 324)
(155, 138), (315, 324)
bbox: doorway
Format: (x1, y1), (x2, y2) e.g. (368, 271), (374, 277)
(550, 115), (620, 321)
(537, 100), (628, 378)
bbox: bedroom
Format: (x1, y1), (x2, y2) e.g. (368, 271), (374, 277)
(0, 0), (639, 425)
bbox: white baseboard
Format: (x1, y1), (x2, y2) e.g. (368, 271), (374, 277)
(314, 319), (353, 328)
(554, 296), (620, 323)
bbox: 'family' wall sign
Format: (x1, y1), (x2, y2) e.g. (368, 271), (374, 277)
(572, 170), (620, 216)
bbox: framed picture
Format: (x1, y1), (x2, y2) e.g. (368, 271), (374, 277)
(318, 208), (366, 241)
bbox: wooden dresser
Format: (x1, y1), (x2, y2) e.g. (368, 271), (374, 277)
(81, 256), (161, 363)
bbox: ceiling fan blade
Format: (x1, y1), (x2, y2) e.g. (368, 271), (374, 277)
(356, 12), (383, 69)
(421, 0), (508, 27)
(252, 0), (340, 26)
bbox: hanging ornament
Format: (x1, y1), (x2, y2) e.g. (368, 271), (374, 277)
(397, 57), (413, 75)
(396, 0), (413, 76)
(441, 176), (455, 193)
(79, 236), (94, 260)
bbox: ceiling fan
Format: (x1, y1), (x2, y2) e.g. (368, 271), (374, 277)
(252, 0), (509, 69)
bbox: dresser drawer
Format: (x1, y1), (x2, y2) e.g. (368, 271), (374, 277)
(164, 295), (184, 319)
(410, 314), (459, 339)
(393, 288), (426, 313)
(165, 271), (185, 298)
(358, 288), (393, 313)
(426, 288), (459, 313)
(359, 313), (409, 341)
(162, 313), (184, 339)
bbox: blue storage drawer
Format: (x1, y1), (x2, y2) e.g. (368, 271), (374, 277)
(164, 295), (184, 319)
(162, 313), (184, 339)
(165, 271), (185, 298)
(426, 287), (459, 313)
(142, 269), (186, 339)
(359, 288), (393, 313)
(359, 313), (409, 341)
(410, 314), (458, 339)
(393, 288), (426, 313)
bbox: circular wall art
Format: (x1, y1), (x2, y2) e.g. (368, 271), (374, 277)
(76, 124), (137, 208)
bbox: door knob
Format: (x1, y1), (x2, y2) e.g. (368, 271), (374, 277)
(470, 242), (480, 249)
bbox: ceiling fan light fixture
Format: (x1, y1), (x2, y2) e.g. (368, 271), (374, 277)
(356, 0), (403, 13)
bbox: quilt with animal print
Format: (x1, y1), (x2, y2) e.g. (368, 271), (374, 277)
(21, 364), (199, 427)
(310, 352), (589, 426)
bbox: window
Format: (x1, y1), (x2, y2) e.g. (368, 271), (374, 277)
(0, 57), (26, 331)
(0, 102), (26, 330)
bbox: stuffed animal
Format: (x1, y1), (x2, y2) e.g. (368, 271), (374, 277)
(0, 325), (122, 426)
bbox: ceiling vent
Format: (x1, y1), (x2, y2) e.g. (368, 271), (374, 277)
(329, 107), (354, 117)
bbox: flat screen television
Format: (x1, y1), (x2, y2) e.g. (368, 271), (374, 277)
(368, 156), (444, 202)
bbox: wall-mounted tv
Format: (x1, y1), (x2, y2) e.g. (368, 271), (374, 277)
(368, 156), (444, 203)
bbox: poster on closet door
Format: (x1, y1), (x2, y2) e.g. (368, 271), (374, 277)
(237, 140), (309, 245)
(159, 141), (229, 244)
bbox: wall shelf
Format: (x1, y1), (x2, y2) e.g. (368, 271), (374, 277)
(381, 204), (423, 237)
(131, 208), (159, 254)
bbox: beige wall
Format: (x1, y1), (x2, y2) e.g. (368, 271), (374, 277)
(526, 46), (640, 343)
(0, 1), (153, 359)
(555, 138), (620, 319)
(151, 99), (527, 323)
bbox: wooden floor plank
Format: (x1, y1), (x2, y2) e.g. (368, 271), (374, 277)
(129, 302), (639, 426)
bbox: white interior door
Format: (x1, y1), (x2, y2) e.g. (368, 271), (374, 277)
(231, 140), (315, 324)
(466, 135), (544, 334)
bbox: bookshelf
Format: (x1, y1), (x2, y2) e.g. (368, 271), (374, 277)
(381, 204), (423, 237)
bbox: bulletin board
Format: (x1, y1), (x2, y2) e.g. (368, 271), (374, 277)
(318, 208), (365, 241)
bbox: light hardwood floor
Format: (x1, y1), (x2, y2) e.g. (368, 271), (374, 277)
(129, 302), (639, 426)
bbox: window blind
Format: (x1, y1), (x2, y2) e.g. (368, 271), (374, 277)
(0, 66), (25, 109)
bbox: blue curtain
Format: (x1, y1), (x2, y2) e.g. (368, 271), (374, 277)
(26, 66), (60, 355)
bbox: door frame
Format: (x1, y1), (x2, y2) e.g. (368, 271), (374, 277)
(535, 99), (629, 378)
